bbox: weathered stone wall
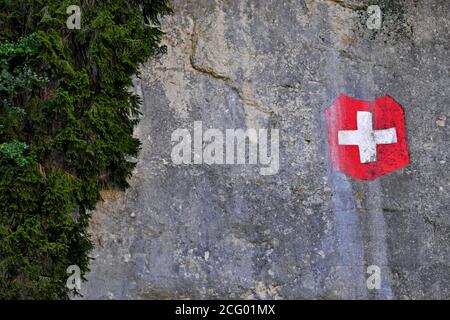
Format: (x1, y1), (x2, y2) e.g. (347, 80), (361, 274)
(81, 0), (450, 299)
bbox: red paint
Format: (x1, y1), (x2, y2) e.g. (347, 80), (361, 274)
(326, 94), (409, 180)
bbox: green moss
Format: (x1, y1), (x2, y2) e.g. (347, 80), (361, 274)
(0, 0), (171, 299)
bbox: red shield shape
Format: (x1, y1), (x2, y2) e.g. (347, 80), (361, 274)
(326, 94), (409, 180)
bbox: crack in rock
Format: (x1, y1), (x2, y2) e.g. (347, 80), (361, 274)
(188, 16), (272, 115)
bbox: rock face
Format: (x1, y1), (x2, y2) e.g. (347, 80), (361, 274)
(81, 0), (450, 299)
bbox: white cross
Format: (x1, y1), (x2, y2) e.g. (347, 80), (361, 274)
(338, 111), (397, 163)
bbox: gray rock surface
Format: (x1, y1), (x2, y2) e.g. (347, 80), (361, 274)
(81, 0), (450, 299)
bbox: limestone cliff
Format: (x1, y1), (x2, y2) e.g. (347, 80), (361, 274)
(81, 0), (450, 299)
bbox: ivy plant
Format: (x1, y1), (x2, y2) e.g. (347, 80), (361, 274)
(0, 0), (171, 299)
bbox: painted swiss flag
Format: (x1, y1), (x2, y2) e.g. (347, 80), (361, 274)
(326, 94), (409, 180)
